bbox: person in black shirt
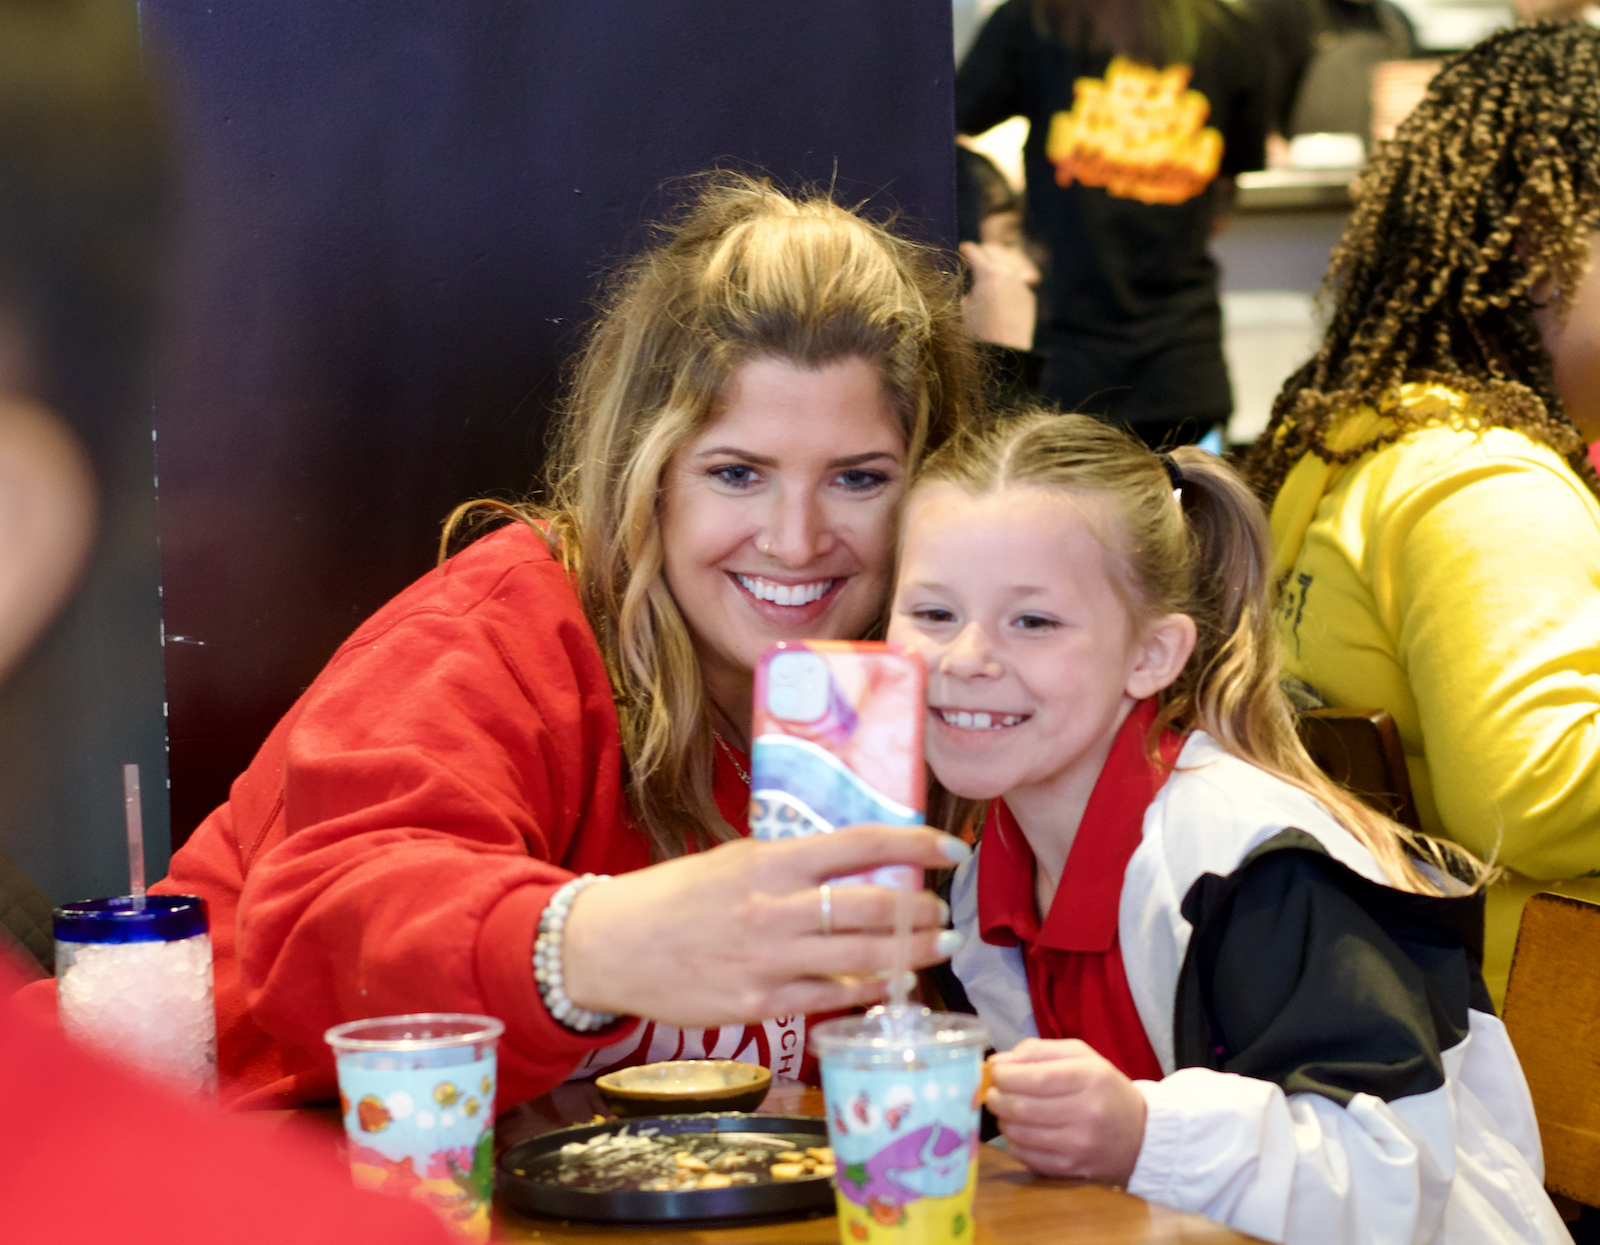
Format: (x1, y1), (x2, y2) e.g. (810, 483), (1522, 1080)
(956, 0), (1267, 447)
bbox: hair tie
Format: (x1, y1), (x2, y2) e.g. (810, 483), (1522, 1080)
(1159, 452), (1184, 496)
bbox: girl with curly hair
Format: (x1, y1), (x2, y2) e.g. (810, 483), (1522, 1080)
(1244, 21), (1600, 1005)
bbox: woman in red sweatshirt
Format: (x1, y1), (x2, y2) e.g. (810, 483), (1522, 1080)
(152, 175), (980, 1109)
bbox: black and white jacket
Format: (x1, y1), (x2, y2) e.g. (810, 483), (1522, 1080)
(948, 733), (1567, 1244)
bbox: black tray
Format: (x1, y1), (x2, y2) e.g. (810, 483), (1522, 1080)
(497, 1112), (835, 1224)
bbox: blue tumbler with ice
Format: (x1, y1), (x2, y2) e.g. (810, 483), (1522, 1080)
(54, 894), (217, 1097)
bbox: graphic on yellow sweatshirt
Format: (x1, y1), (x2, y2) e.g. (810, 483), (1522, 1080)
(1045, 57), (1223, 205)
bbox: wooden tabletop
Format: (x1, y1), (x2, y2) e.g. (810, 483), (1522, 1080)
(485, 1081), (1261, 1245)
(258, 1081), (1258, 1243)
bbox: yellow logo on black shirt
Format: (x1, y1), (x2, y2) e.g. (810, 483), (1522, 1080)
(1045, 57), (1223, 205)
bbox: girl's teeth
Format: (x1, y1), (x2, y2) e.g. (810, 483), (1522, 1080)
(939, 710), (1024, 730)
(736, 575), (833, 605)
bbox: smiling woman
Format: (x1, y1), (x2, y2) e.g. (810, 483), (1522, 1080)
(150, 174), (979, 1109)
(661, 356), (907, 746)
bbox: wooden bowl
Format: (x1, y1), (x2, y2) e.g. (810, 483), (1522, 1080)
(594, 1059), (773, 1117)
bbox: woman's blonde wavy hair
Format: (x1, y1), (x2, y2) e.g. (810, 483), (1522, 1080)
(918, 411), (1492, 896)
(443, 173), (978, 860)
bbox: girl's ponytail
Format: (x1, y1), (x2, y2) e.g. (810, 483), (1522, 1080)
(1161, 447), (1487, 893)
(1157, 447), (1283, 770)
(914, 411), (1491, 895)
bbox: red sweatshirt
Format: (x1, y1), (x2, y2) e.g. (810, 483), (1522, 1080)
(149, 523), (753, 1109)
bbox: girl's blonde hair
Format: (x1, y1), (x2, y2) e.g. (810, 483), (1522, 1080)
(918, 410), (1489, 895)
(444, 173), (978, 860)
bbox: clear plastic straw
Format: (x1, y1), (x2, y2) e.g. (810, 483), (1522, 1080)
(123, 763), (145, 903)
(886, 882), (913, 1037)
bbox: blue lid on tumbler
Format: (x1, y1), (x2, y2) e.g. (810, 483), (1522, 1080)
(53, 895), (208, 944)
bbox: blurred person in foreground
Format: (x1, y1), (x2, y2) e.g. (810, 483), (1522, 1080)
(956, 0), (1267, 448)
(1245, 21), (1600, 1007)
(0, 1), (454, 1239)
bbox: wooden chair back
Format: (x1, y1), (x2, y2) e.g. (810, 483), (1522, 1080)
(1502, 892), (1600, 1208)
(1296, 707), (1422, 831)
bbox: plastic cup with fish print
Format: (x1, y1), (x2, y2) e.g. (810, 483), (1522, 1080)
(325, 1013), (504, 1241)
(811, 1007), (989, 1245)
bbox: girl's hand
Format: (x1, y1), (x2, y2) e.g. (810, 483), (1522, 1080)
(559, 826), (967, 1028)
(986, 1038), (1147, 1185)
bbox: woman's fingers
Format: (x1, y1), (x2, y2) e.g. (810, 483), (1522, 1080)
(766, 824), (970, 886)
(705, 878), (946, 942)
(781, 884), (948, 936)
(557, 828), (967, 1029)
(757, 974), (894, 1019)
(773, 927), (961, 980)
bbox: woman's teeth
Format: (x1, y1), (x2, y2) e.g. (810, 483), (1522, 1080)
(736, 575), (835, 606)
(938, 709), (1027, 730)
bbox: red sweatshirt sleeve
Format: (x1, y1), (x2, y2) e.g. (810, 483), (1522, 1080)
(166, 526), (647, 1108)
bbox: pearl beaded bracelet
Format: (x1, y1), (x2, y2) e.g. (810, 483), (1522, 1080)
(533, 872), (618, 1033)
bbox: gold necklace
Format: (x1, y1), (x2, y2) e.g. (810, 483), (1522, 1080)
(712, 732), (751, 787)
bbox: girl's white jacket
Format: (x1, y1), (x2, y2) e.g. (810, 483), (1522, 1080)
(949, 732), (1569, 1244)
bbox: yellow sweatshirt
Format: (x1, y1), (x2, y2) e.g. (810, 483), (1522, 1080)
(1271, 384), (1600, 1005)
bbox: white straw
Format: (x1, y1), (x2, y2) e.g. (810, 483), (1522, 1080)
(123, 763), (145, 900)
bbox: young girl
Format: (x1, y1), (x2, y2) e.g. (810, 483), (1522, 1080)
(888, 411), (1565, 1244)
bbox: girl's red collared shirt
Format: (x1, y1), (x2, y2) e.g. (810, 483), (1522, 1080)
(975, 697), (1183, 1081)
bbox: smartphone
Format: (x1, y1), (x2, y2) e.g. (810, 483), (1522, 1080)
(749, 640), (925, 890)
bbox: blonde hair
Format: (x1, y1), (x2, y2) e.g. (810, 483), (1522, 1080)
(917, 411), (1490, 895)
(444, 173), (978, 859)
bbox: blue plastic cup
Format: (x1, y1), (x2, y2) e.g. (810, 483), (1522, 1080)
(326, 1013), (505, 1241)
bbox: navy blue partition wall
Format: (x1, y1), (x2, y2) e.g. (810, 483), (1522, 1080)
(140, 2), (957, 845)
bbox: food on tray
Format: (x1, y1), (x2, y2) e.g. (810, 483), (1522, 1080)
(507, 1126), (834, 1194)
(771, 1145), (835, 1180)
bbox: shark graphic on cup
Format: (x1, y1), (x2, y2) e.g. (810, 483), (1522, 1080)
(811, 1009), (989, 1244)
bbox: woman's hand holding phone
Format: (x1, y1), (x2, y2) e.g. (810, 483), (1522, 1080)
(560, 825), (968, 1028)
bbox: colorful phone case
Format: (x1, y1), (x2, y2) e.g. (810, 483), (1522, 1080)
(749, 641), (925, 879)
